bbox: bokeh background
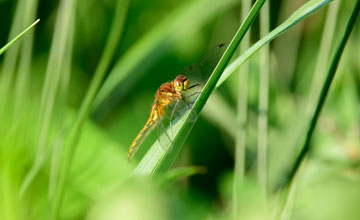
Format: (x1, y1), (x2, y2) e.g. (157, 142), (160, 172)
(0, 0), (359, 219)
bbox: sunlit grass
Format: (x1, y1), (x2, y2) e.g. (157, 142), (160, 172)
(1, 0), (359, 219)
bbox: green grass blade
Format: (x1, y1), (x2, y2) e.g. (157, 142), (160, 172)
(217, 0), (333, 88)
(0, 19), (39, 56)
(50, 0), (130, 219)
(14, 0), (39, 117)
(233, 0), (252, 218)
(278, 3), (341, 217)
(93, 0), (238, 110)
(48, 9), (75, 199)
(132, 0), (266, 176)
(306, 0), (340, 115)
(20, 0), (75, 197)
(257, 0), (270, 195)
(283, 0), (360, 190)
(0, 17), (40, 124)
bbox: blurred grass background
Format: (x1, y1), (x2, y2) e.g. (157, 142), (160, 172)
(0, 0), (359, 219)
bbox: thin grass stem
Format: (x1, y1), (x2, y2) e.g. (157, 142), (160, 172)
(283, 0), (360, 191)
(50, 0), (130, 218)
(233, 0), (252, 218)
(258, 0), (270, 198)
(20, 0), (75, 196)
(306, 0), (341, 116)
(217, 0), (333, 88)
(0, 19), (39, 56)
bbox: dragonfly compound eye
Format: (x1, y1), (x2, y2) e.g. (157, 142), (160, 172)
(174, 75), (188, 92)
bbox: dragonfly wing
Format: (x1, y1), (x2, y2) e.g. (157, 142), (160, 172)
(157, 118), (174, 152)
(175, 99), (198, 122)
(179, 43), (227, 88)
(156, 99), (192, 152)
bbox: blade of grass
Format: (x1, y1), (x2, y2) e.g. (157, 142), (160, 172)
(282, 0), (360, 191)
(93, 0), (238, 110)
(0, 0), (24, 117)
(257, 0), (270, 196)
(276, 3), (360, 217)
(216, 0), (333, 88)
(20, 0), (75, 196)
(14, 0), (39, 117)
(0, 19), (39, 56)
(0, 18), (40, 127)
(50, 0), (130, 219)
(233, 0), (252, 218)
(196, 0), (332, 167)
(48, 6), (75, 199)
(306, 0), (340, 116)
(132, 0), (266, 176)
(274, 1), (304, 88)
(278, 3), (341, 218)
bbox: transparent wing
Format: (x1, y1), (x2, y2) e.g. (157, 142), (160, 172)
(157, 97), (199, 152)
(157, 118), (173, 151)
(169, 98), (198, 123)
(175, 43), (227, 89)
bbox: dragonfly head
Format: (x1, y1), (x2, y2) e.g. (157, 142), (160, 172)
(174, 75), (189, 92)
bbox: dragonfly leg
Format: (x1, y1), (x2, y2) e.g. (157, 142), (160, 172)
(183, 91), (201, 99)
(183, 92), (201, 104)
(188, 83), (201, 89)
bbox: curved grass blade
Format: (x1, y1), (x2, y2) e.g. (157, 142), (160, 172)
(216, 0), (333, 88)
(277, 1), (360, 218)
(0, 19), (39, 56)
(187, 0), (333, 147)
(133, 0), (266, 176)
(283, 0), (360, 190)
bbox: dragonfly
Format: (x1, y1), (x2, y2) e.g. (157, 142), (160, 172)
(127, 43), (226, 162)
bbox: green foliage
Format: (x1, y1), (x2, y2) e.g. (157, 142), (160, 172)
(0, 0), (359, 220)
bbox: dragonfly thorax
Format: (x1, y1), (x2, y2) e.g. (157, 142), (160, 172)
(173, 75), (189, 92)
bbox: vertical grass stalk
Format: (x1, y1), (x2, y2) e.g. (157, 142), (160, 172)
(14, 0), (39, 117)
(306, 0), (340, 115)
(279, 3), (341, 218)
(258, 0), (270, 198)
(48, 7), (75, 199)
(284, 0), (360, 190)
(233, 0), (256, 219)
(20, 0), (75, 196)
(50, 0), (130, 219)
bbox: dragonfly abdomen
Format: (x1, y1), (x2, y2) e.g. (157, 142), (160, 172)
(127, 104), (160, 162)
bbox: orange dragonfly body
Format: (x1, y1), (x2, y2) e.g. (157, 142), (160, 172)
(127, 43), (226, 162)
(128, 74), (194, 162)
